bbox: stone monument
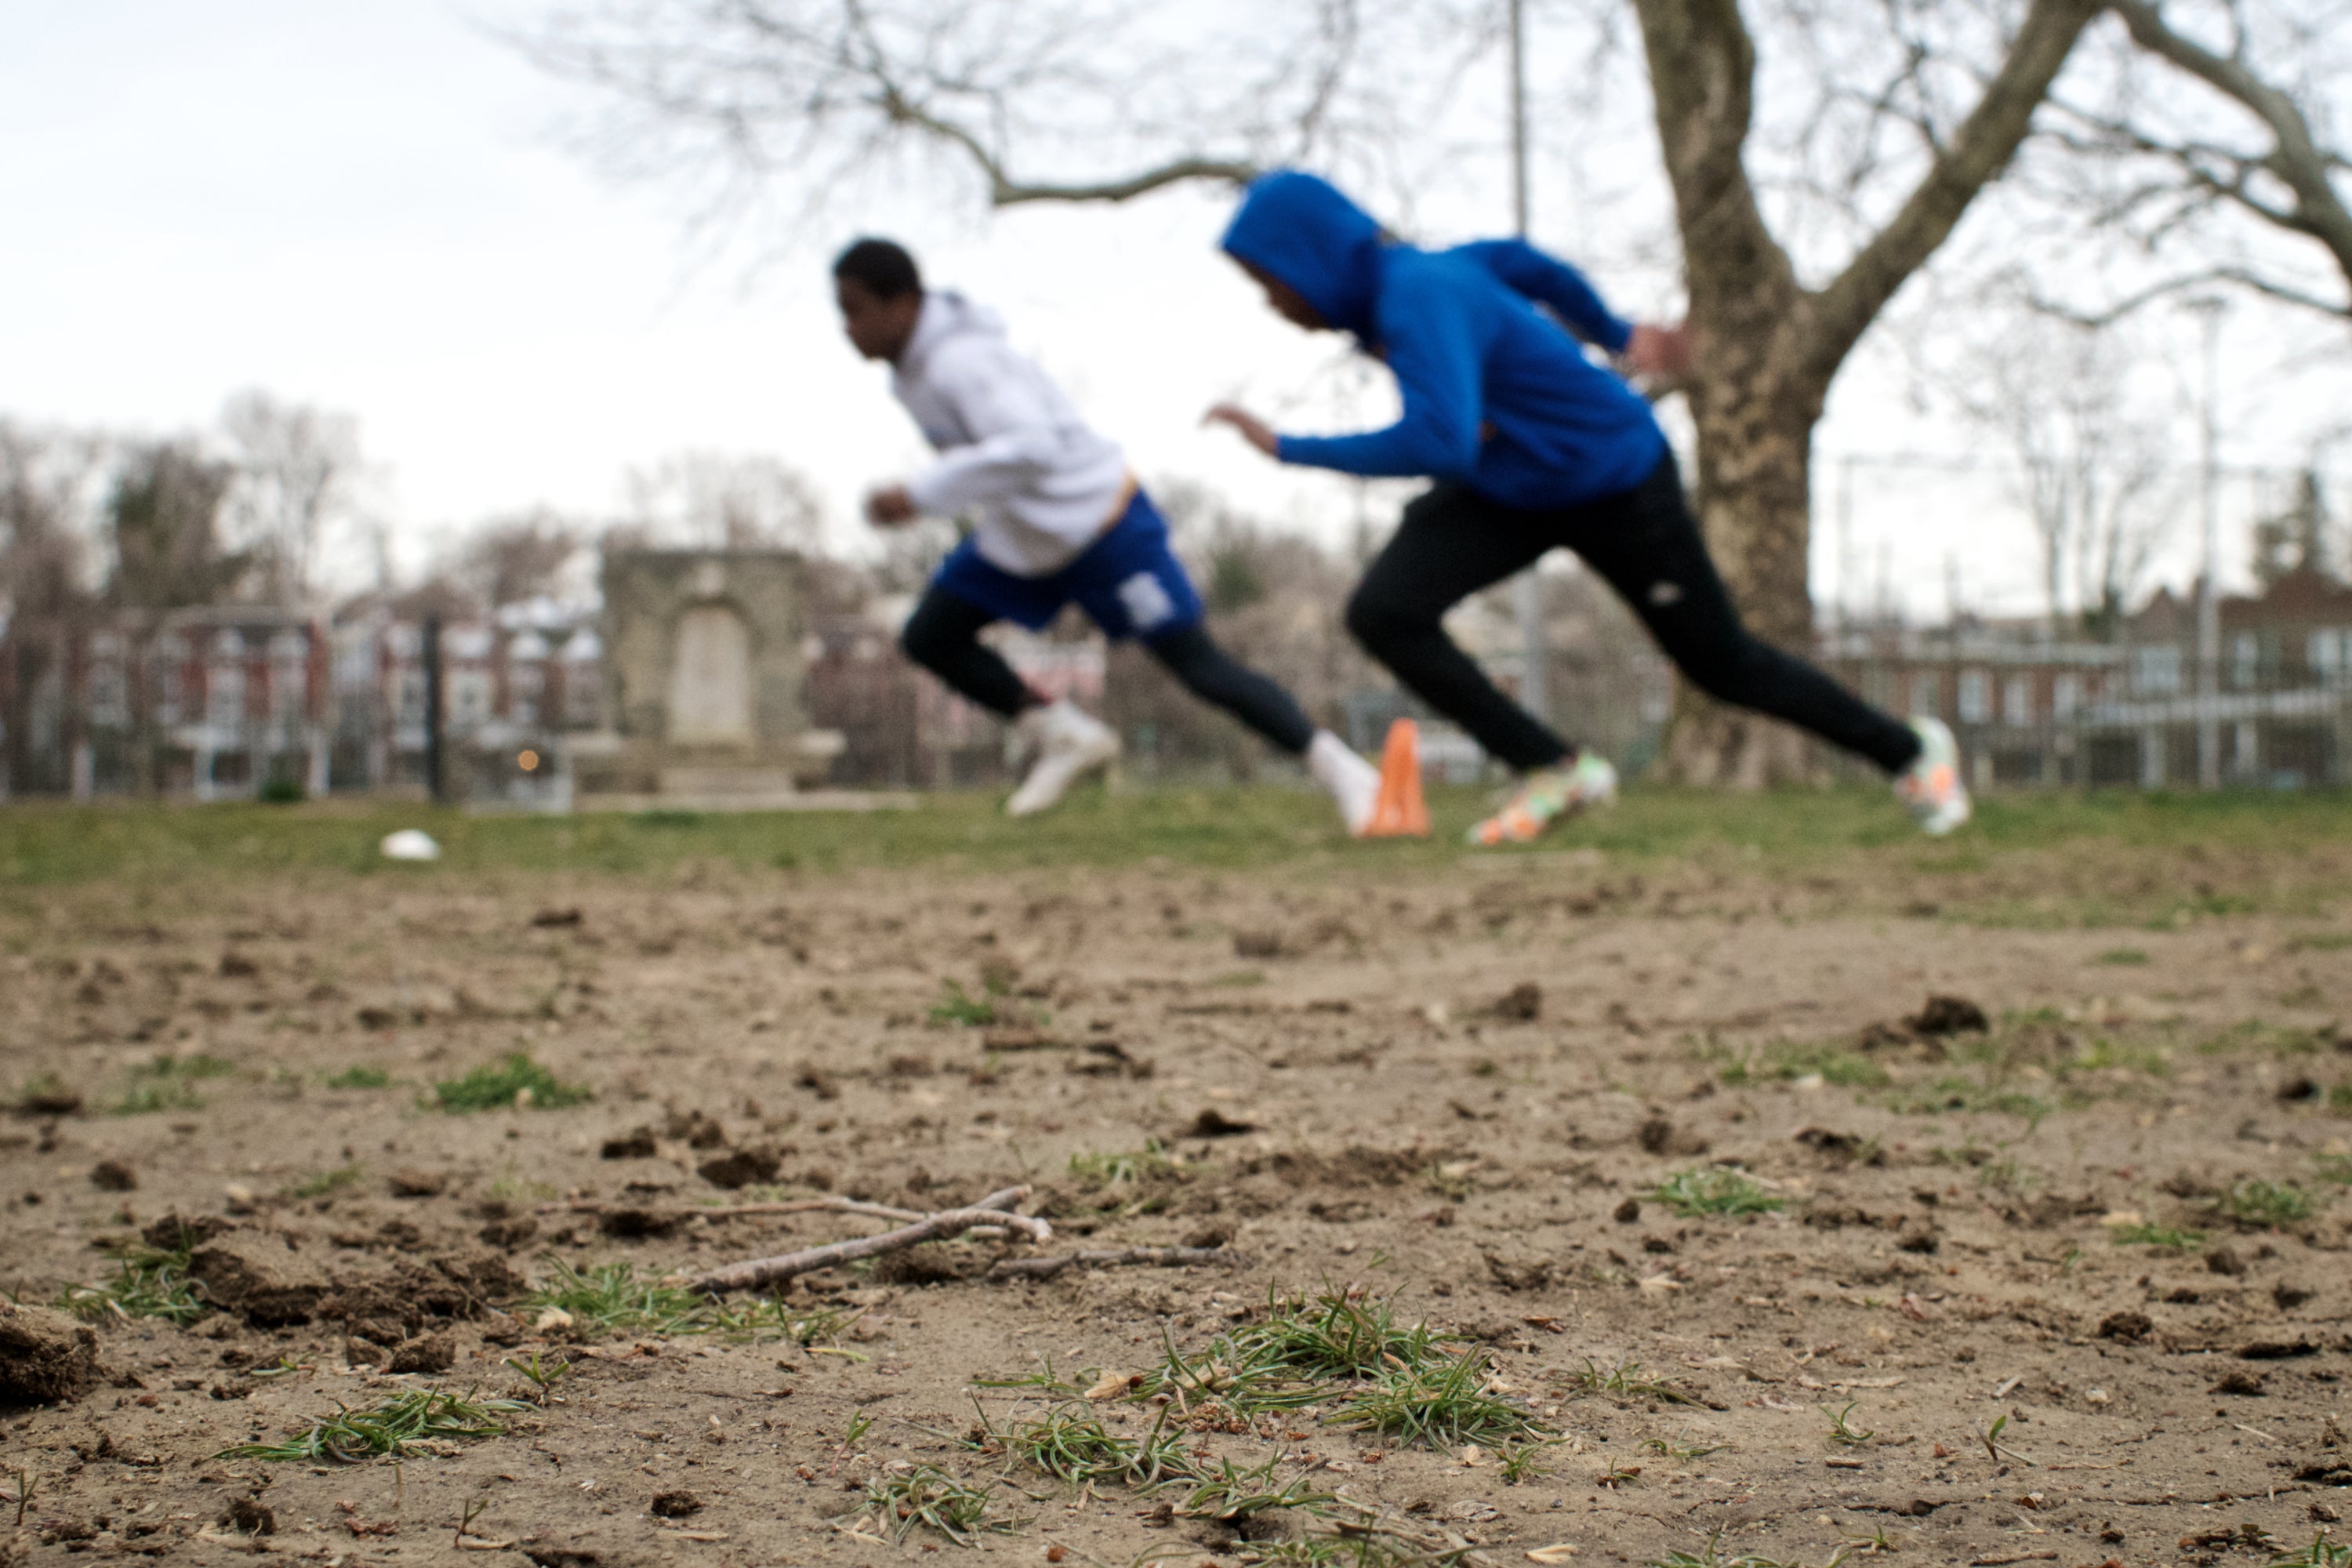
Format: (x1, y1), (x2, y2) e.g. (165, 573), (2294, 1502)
(572, 550), (848, 808)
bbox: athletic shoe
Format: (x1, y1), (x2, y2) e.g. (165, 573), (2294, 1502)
(1893, 716), (1971, 836)
(1467, 753), (1619, 846)
(1006, 699), (1120, 817)
(1306, 729), (1382, 837)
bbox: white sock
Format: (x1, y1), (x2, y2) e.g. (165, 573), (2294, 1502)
(1307, 730), (1381, 837)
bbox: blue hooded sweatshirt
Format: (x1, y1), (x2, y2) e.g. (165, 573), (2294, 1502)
(1219, 170), (1665, 510)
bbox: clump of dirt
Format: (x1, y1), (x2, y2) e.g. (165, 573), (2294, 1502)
(0, 1301), (100, 1405)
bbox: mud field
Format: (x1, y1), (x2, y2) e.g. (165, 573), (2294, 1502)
(3, 804), (2351, 1568)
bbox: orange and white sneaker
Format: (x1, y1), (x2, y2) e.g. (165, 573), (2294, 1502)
(1893, 717), (1971, 836)
(1467, 753), (1618, 847)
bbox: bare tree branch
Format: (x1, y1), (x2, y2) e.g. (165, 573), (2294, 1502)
(2103, 0), (2352, 299)
(1803, 0), (2103, 381)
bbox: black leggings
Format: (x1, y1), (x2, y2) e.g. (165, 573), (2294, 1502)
(899, 583), (1317, 754)
(1345, 456), (1921, 775)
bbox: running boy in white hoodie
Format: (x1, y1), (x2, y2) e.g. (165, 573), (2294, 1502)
(833, 238), (1381, 827)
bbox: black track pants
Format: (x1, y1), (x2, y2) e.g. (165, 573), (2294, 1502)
(900, 582), (1316, 755)
(1344, 456), (1922, 775)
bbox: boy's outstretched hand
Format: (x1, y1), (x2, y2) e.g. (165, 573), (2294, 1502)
(1203, 403), (1279, 457)
(864, 485), (918, 525)
(1622, 321), (1691, 383)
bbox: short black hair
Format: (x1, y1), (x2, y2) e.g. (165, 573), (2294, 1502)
(832, 238), (921, 300)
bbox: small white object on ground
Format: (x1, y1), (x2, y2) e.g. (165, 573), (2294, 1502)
(379, 829), (442, 862)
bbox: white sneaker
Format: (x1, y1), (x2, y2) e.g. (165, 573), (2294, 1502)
(1306, 730), (1382, 837)
(1893, 716), (1971, 836)
(1005, 699), (1120, 817)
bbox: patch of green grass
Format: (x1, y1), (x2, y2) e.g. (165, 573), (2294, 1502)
(111, 1080), (204, 1115)
(1175, 1454), (1335, 1519)
(2063, 1036), (2173, 1077)
(2264, 1531), (2352, 1567)
(969, 1357), (1095, 1400)
(2328, 1085), (2352, 1116)
(2093, 947), (2150, 965)
(1497, 1436), (1567, 1484)
(1009, 1402), (1188, 1487)
(859, 1465), (1022, 1547)
(2107, 1221), (2205, 1249)
(1067, 1139), (1177, 1186)
(8, 789), (2350, 913)
(519, 1259), (844, 1343)
(1334, 1348), (1548, 1448)
(1886, 1076), (2053, 1125)
(1973, 1153), (2039, 1193)
(1126, 1288), (1459, 1417)
(219, 1386), (527, 1463)
(1242, 1526), (1481, 1567)
(324, 1065), (391, 1090)
(56, 1238), (207, 1325)
(432, 1052), (590, 1112)
(927, 978), (1000, 1026)
(2196, 1021), (2333, 1057)
(1567, 1358), (1700, 1406)
(2215, 1178), (2317, 1228)
(1644, 1438), (1726, 1461)
(110, 1053), (237, 1115)
(285, 1163), (365, 1199)
(1642, 1166), (1783, 1217)
(2314, 1154), (2352, 1186)
(1822, 1401), (1875, 1446)
(1711, 1040), (1889, 1089)
(1237, 1287), (1457, 1381)
(2285, 932), (2352, 954)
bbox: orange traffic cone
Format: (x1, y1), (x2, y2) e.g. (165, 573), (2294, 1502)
(1362, 718), (1431, 838)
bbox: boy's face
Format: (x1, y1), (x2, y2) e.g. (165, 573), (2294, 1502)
(836, 276), (923, 361)
(1239, 260), (1327, 332)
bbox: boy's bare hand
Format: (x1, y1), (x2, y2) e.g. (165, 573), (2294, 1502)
(1622, 321), (1691, 383)
(1203, 404), (1279, 457)
(864, 485), (918, 525)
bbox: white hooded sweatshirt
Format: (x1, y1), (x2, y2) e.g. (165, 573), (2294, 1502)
(891, 291), (1132, 578)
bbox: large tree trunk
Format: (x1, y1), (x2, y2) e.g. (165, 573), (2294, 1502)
(1632, 0), (2097, 785)
(1668, 358), (1830, 786)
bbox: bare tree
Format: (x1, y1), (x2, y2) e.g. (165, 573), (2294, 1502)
(2250, 466), (2339, 587)
(453, 509), (588, 610)
(1, 422), (109, 793)
(218, 390), (362, 607)
(521, 0), (2100, 782)
(0, 421), (104, 626)
(1951, 319), (2180, 636)
(622, 451), (827, 551)
(106, 441), (241, 612)
(2037, 0), (2352, 321)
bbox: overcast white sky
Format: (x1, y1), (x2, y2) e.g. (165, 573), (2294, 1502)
(5, 1), (2343, 620)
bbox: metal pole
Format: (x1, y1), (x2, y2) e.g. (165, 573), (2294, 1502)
(1508, 0), (1549, 728)
(2190, 297), (2224, 789)
(422, 612), (446, 804)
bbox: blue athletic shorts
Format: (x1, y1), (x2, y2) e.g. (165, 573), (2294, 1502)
(931, 488), (1204, 641)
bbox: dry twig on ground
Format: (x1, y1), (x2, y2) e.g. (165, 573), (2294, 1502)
(689, 1187), (1043, 1294)
(986, 1247), (1244, 1280)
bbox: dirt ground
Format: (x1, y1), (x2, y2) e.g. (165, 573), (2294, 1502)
(3, 831), (2350, 1568)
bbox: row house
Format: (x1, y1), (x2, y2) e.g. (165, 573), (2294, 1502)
(0, 607), (331, 800)
(1821, 567), (2352, 789)
(327, 602), (604, 804)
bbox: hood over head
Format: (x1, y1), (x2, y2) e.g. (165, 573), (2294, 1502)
(1218, 170), (1385, 336)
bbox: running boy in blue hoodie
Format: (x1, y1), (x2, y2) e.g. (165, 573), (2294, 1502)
(1204, 171), (1969, 843)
